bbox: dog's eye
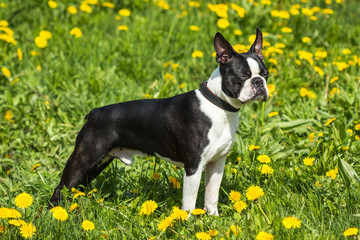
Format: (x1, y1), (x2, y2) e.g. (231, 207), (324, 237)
(239, 71), (251, 79)
(261, 70), (269, 78)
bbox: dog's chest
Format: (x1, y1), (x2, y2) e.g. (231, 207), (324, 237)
(196, 90), (239, 162)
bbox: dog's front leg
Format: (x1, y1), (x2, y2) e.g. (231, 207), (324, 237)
(204, 156), (226, 216)
(181, 168), (203, 213)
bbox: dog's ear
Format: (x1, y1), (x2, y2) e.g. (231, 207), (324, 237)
(249, 27), (264, 60)
(214, 32), (236, 64)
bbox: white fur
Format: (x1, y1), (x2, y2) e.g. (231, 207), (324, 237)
(181, 81), (239, 215)
(108, 147), (145, 165)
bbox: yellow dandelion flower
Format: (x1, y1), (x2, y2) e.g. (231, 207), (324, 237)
(196, 232), (211, 240)
(342, 48), (351, 55)
(330, 76), (339, 83)
(282, 216), (301, 229)
(229, 190), (241, 202)
(229, 225), (242, 236)
(208, 229), (218, 237)
(139, 200), (158, 216)
(314, 181), (322, 188)
(73, 191), (85, 199)
(259, 164), (274, 175)
(325, 118), (336, 126)
(169, 176), (181, 189)
(70, 27), (83, 38)
(302, 37), (311, 43)
(281, 27), (292, 33)
(118, 25), (128, 31)
(189, 1), (201, 8)
(8, 208), (21, 218)
(246, 185), (264, 201)
(343, 227), (358, 236)
(249, 145), (260, 151)
(257, 154), (271, 163)
(314, 66), (324, 76)
(35, 36), (48, 48)
(355, 124), (360, 130)
(308, 132), (315, 142)
(48, 0), (58, 8)
(217, 18), (230, 29)
(15, 193), (33, 209)
(118, 9), (131, 17)
(52, 207), (68, 221)
(31, 50), (39, 56)
(256, 231), (274, 240)
(39, 30), (52, 39)
(190, 25), (200, 31)
(192, 208), (206, 215)
(70, 203), (79, 212)
(102, 2), (115, 8)
(30, 163), (41, 172)
(234, 29), (242, 35)
(20, 222), (36, 239)
(157, 215), (174, 231)
(87, 188), (98, 196)
(17, 48), (23, 60)
(171, 206), (189, 220)
(4, 110), (13, 120)
(233, 200), (247, 213)
(86, 0), (98, 5)
(326, 167), (338, 180)
(80, 3), (92, 13)
(67, 6), (77, 14)
(342, 146), (349, 151)
(192, 50), (203, 58)
(82, 220), (95, 231)
(0, 208), (10, 219)
(323, 8), (334, 14)
(303, 157), (315, 166)
(267, 83), (276, 97)
(1, 67), (11, 77)
(8, 219), (26, 226)
(268, 112), (279, 117)
(0, 20), (8, 27)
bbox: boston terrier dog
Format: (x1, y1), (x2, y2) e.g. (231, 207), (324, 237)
(50, 27), (269, 216)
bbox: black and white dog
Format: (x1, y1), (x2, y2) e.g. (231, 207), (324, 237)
(50, 28), (269, 216)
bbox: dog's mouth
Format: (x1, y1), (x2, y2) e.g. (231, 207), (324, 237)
(254, 89), (268, 102)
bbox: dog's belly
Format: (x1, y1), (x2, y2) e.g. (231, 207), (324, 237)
(108, 147), (145, 165)
(107, 147), (184, 167)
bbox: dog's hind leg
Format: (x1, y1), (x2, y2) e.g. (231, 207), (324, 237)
(50, 152), (114, 206)
(50, 120), (115, 206)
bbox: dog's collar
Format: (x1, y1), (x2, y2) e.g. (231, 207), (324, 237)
(199, 81), (240, 112)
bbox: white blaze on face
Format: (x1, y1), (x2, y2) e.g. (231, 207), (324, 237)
(238, 57), (268, 103)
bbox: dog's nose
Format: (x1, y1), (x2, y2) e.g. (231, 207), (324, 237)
(251, 77), (263, 88)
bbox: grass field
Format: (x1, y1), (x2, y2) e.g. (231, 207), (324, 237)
(1, 0), (360, 239)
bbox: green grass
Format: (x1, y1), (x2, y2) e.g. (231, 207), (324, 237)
(1, 0), (360, 239)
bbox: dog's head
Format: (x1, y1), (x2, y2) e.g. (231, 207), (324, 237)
(214, 27), (269, 104)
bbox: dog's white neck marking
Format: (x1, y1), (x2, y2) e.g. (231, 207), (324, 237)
(206, 67), (243, 109)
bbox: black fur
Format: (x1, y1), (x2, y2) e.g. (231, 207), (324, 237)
(50, 91), (211, 206)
